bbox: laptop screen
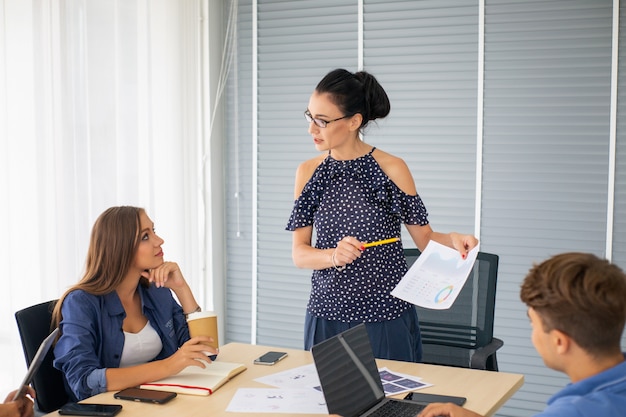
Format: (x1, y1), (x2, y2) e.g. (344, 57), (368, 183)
(311, 324), (385, 417)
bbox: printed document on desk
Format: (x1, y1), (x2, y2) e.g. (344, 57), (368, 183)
(226, 388), (328, 414)
(254, 364), (321, 389)
(140, 360), (246, 396)
(255, 363), (432, 396)
(391, 241), (479, 309)
(227, 365), (432, 413)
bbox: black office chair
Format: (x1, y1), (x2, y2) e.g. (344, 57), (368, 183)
(404, 248), (504, 371)
(15, 300), (69, 413)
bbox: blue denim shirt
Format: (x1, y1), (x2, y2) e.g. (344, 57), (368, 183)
(538, 354), (626, 417)
(53, 284), (190, 401)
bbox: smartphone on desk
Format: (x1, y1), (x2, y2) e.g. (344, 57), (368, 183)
(254, 351), (288, 365)
(59, 403), (122, 416)
(114, 387), (177, 404)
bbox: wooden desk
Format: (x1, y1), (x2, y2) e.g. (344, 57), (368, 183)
(45, 342), (523, 417)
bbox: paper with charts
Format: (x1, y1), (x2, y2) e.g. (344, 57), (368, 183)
(391, 241), (479, 309)
(225, 364), (432, 413)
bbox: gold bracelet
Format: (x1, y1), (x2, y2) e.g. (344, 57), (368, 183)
(331, 250), (346, 272)
(184, 306), (201, 319)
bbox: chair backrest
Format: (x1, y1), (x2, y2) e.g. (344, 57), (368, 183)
(15, 300), (69, 413)
(404, 248), (500, 369)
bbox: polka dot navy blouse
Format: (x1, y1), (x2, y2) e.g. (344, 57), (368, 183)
(286, 148), (429, 322)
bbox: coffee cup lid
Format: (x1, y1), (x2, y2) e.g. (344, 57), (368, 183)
(187, 310), (216, 320)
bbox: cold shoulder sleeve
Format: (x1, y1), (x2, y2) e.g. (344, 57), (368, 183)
(286, 161), (328, 231)
(369, 165), (429, 226)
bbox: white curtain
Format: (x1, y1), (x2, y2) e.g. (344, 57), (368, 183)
(0, 0), (208, 392)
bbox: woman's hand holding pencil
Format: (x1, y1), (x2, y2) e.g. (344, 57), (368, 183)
(333, 236), (401, 271)
(360, 237), (400, 250)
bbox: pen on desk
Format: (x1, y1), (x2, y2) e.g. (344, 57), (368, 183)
(362, 237), (400, 249)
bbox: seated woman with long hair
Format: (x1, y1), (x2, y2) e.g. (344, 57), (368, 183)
(52, 206), (216, 401)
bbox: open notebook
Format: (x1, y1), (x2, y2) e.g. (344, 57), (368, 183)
(140, 360), (246, 396)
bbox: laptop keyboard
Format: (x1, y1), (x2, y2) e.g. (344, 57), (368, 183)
(363, 399), (426, 417)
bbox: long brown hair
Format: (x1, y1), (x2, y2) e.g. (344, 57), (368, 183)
(52, 206), (149, 327)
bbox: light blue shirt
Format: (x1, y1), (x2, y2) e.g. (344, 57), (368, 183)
(53, 284), (190, 401)
(537, 354), (626, 417)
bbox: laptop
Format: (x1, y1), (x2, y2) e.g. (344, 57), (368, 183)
(13, 327), (60, 400)
(311, 323), (463, 417)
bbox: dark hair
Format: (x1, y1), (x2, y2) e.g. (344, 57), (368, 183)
(520, 252), (626, 356)
(53, 206), (149, 327)
(315, 68), (390, 131)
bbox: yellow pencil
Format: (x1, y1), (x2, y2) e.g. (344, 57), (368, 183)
(362, 237), (400, 248)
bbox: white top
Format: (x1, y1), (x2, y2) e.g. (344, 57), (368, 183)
(119, 321), (163, 368)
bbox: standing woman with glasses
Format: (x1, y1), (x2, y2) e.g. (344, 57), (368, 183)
(286, 68), (478, 361)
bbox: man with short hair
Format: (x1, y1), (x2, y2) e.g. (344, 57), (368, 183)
(418, 252), (626, 417)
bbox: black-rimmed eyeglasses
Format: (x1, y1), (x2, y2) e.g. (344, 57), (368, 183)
(304, 109), (351, 128)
